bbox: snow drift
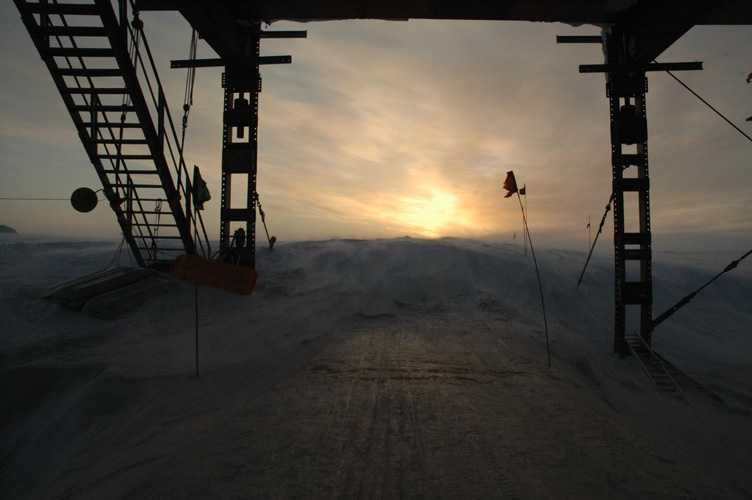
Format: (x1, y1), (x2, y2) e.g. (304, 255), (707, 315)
(1, 235), (750, 499)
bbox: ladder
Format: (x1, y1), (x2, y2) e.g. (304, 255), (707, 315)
(14, 0), (210, 267)
(625, 331), (692, 405)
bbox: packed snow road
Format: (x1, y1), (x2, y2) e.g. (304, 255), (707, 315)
(208, 313), (739, 500)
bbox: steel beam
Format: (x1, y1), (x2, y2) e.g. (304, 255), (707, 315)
(579, 62), (702, 73)
(171, 56), (292, 69)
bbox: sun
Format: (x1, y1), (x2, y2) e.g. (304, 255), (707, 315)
(398, 188), (463, 238)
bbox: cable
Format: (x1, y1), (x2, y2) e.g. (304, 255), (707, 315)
(660, 63), (752, 144)
(0, 197), (69, 201)
(653, 247), (752, 329)
(577, 193), (614, 288)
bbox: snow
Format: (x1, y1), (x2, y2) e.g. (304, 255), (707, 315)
(1, 235), (751, 499)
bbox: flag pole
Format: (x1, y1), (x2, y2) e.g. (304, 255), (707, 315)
(194, 200), (200, 378)
(191, 165), (202, 379)
(504, 171), (550, 366)
(523, 185), (528, 256)
(516, 192), (551, 367)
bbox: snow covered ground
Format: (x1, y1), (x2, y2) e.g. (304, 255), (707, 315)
(1, 235), (751, 499)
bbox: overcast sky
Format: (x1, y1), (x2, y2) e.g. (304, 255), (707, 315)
(1, 3), (751, 251)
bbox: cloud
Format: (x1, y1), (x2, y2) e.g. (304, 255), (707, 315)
(2, 10), (750, 249)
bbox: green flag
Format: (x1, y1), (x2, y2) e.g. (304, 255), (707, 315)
(193, 165), (211, 210)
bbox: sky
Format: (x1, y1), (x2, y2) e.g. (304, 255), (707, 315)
(1, 1), (751, 251)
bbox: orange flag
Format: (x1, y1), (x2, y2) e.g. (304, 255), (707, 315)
(503, 171), (518, 198)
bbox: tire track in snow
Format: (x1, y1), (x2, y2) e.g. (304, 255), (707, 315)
(398, 316), (528, 500)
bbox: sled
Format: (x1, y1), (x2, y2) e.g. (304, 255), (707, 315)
(51, 267), (157, 309)
(171, 254), (259, 295)
(83, 277), (174, 319)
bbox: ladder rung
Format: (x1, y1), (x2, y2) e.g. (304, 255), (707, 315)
(622, 178), (649, 192)
(55, 68), (122, 77)
(100, 154), (154, 160)
(623, 232), (651, 245)
(222, 208), (254, 220)
(94, 139), (148, 145)
(81, 121), (142, 128)
(102, 169), (158, 174)
(615, 154), (643, 166)
(67, 87), (128, 94)
(48, 47), (115, 57)
(112, 184), (164, 189)
(137, 245), (186, 249)
(37, 26), (107, 37)
(24, 3), (100, 15)
(623, 248), (650, 261)
(74, 104), (135, 112)
(622, 282), (650, 304)
(129, 223), (179, 228)
(136, 236), (184, 241)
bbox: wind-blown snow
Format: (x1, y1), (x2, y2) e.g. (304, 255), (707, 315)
(1, 235), (750, 498)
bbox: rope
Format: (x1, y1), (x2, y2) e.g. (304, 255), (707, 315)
(151, 198), (163, 255)
(577, 192), (614, 288)
(178, 29), (198, 193)
(255, 193), (277, 250)
(652, 248), (752, 329)
(183, 29), (198, 118)
(105, 237), (127, 269)
(660, 63), (752, 144)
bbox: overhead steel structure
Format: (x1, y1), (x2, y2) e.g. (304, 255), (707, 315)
(135, 0), (752, 352)
(20, 0), (752, 351)
(15, 0), (213, 269)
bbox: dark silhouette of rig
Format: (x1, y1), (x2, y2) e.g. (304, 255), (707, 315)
(13, 0), (752, 353)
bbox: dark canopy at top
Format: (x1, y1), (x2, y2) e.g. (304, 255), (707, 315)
(136, 0), (752, 63)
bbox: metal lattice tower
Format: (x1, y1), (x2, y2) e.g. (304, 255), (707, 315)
(219, 28), (262, 267)
(605, 28), (653, 354)
(171, 27), (304, 269)
(560, 30), (702, 353)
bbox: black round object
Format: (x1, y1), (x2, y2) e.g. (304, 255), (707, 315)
(71, 187), (98, 213)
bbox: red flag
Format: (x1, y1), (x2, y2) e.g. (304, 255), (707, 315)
(503, 171), (518, 198)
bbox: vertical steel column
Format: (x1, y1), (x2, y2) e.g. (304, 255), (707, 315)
(605, 29), (653, 353)
(219, 28), (261, 268)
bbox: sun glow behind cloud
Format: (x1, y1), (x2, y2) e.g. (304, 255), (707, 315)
(397, 188), (463, 238)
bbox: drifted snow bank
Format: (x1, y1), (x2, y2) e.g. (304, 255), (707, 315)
(1, 236), (751, 499)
